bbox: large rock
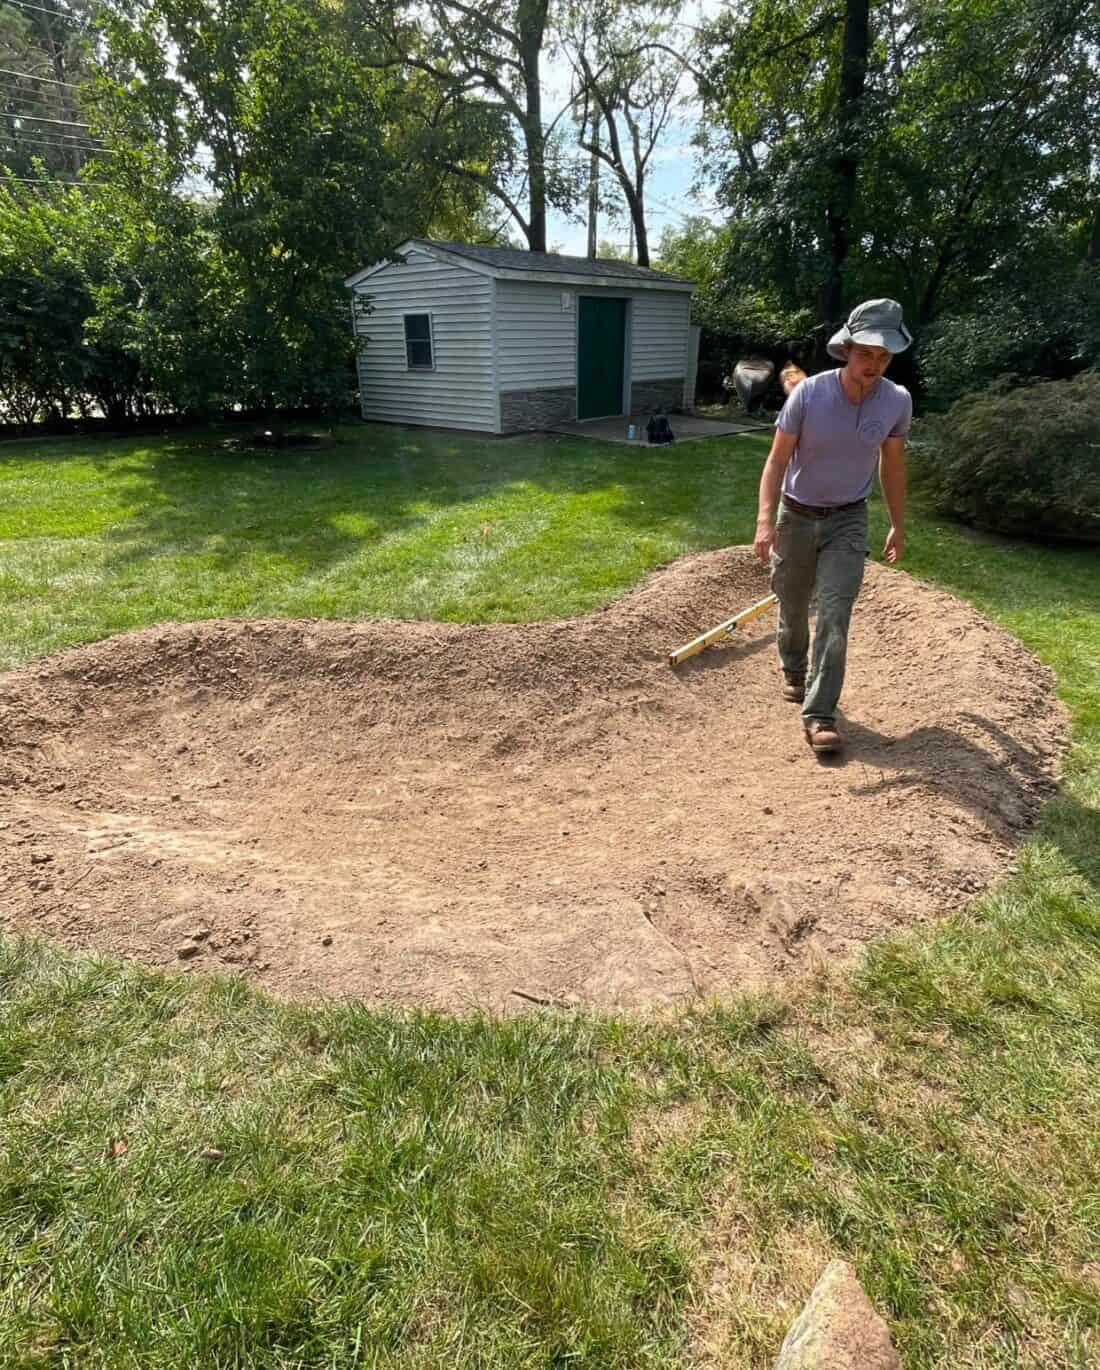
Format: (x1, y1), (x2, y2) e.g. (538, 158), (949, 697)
(773, 1261), (900, 1369)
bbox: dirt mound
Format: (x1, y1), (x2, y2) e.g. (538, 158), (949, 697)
(0, 549), (1067, 1012)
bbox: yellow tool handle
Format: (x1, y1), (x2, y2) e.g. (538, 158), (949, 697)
(668, 593), (778, 668)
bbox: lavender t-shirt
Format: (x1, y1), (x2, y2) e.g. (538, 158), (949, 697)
(775, 369), (912, 507)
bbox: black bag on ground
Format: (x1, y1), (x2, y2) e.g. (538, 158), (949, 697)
(646, 412), (675, 444)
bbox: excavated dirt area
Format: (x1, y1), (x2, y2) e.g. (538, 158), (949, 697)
(0, 549), (1067, 1012)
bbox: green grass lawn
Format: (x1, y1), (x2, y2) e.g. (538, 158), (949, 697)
(0, 423), (765, 670)
(1, 422), (1099, 1369)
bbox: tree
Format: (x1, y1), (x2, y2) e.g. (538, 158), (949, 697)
(698, 0), (1100, 345)
(1, 0), (100, 179)
(0, 181), (153, 422)
(821, 0), (868, 341)
(656, 217), (814, 344)
(352, 0), (583, 252)
(562, 1), (691, 267)
(595, 236), (631, 261)
(859, 0), (1100, 324)
(94, 0), (463, 409)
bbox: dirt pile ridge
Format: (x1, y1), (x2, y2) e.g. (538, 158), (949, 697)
(0, 547), (1067, 1012)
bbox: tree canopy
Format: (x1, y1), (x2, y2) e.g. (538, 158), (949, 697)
(1, 0), (1096, 424)
(692, 0), (1100, 359)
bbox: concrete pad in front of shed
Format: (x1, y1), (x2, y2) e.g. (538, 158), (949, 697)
(550, 413), (768, 445)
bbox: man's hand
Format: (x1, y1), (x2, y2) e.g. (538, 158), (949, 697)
(883, 526), (905, 564)
(756, 431), (797, 564)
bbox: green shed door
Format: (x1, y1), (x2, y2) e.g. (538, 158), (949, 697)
(577, 297), (627, 420)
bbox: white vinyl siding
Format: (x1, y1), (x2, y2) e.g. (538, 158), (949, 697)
(495, 281), (578, 389)
(351, 249), (495, 432)
(630, 291), (692, 381)
(495, 280), (691, 392)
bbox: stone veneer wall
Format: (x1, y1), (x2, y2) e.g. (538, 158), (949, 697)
(500, 385), (577, 433)
(631, 377), (685, 414)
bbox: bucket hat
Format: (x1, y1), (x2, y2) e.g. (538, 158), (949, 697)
(827, 298), (912, 360)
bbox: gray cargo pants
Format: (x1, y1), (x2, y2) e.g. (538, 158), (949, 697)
(769, 499), (868, 725)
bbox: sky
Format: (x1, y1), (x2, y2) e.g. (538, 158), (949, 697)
(543, 0), (726, 259)
(545, 114), (722, 259)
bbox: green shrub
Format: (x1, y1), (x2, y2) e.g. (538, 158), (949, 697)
(915, 372), (1100, 543)
(918, 269), (1100, 411)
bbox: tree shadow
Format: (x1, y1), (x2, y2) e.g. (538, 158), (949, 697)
(10, 423), (766, 588)
(6, 421), (1097, 638)
(1039, 790), (1100, 904)
(90, 432), (435, 578)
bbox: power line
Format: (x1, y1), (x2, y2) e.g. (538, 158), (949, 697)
(0, 95), (80, 120)
(2, 135), (105, 153)
(0, 0), (86, 19)
(2, 130), (110, 152)
(0, 82), (71, 106)
(0, 174), (114, 185)
(0, 65), (82, 88)
(3, 122), (104, 142)
(2, 109), (93, 127)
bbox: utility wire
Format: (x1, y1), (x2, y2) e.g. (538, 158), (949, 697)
(0, 174), (112, 184)
(2, 134), (103, 152)
(0, 0), (85, 19)
(2, 109), (93, 127)
(0, 65), (82, 88)
(0, 82), (72, 106)
(2, 130), (111, 151)
(2, 123), (104, 142)
(0, 95), (103, 139)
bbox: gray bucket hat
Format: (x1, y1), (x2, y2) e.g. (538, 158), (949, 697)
(828, 298), (913, 360)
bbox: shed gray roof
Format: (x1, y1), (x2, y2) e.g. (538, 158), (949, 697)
(416, 239), (691, 285)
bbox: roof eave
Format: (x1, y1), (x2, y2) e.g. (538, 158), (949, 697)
(487, 265), (694, 292)
(343, 239), (437, 288)
(345, 239), (694, 292)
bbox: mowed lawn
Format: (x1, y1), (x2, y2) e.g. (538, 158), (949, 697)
(0, 423), (764, 670)
(1, 422), (1099, 1369)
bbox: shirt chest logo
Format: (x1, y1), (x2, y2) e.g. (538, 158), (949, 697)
(858, 419), (886, 445)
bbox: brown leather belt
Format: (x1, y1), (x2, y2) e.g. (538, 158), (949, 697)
(781, 494), (867, 519)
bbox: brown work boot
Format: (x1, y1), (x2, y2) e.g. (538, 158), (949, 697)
(782, 673), (806, 703)
(804, 719), (842, 753)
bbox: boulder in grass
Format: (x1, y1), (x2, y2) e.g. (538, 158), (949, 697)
(773, 1260), (900, 1370)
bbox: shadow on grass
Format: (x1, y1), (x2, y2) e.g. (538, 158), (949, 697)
(4, 424), (768, 585)
(6, 425), (1099, 608)
(94, 432), (431, 579)
(1039, 789), (1100, 908)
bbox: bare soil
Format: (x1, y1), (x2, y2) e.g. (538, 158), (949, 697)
(0, 549), (1067, 1013)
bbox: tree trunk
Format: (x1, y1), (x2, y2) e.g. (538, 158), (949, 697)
(586, 106), (598, 258)
(518, 0), (549, 252)
(522, 115), (547, 252)
(40, 8), (82, 176)
(918, 248), (956, 326)
(629, 183), (649, 267)
(816, 0), (869, 364)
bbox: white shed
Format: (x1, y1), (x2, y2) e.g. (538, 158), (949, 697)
(344, 239), (696, 435)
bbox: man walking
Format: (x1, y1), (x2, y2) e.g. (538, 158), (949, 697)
(753, 299), (913, 754)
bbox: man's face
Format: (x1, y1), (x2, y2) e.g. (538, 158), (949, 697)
(845, 343), (892, 383)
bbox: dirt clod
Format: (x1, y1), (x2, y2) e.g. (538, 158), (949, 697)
(0, 547), (1067, 1012)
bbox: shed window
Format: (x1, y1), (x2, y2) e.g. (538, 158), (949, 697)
(404, 313), (434, 369)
